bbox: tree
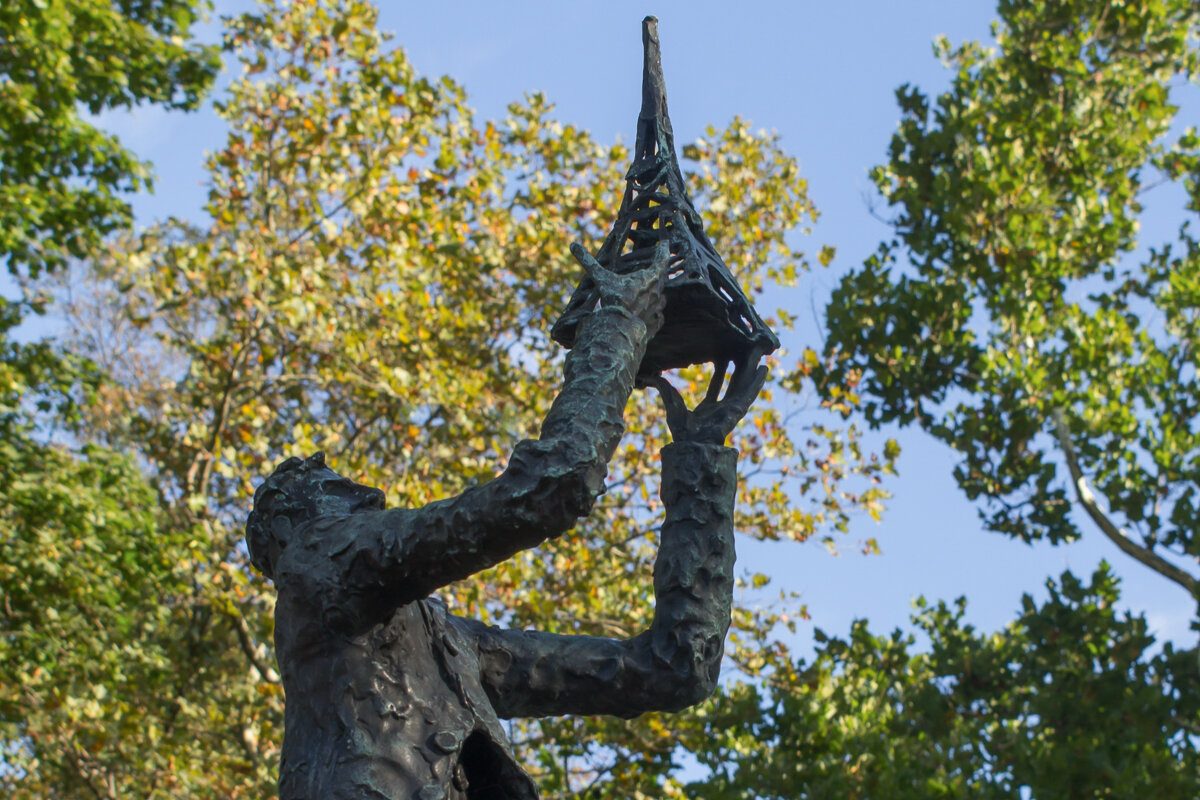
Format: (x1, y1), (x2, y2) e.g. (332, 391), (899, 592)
(0, 351), (205, 799)
(822, 0), (1200, 607)
(42, 0), (895, 796)
(0, 0), (219, 278)
(676, 3), (1200, 796)
(684, 567), (1199, 799)
(0, 2), (224, 796)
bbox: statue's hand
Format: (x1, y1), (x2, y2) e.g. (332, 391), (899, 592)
(570, 240), (670, 334)
(649, 353), (768, 445)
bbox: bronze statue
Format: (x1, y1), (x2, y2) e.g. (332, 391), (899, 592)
(246, 17), (772, 800)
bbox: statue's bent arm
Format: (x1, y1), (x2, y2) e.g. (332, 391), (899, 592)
(457, 439), (737, 718)
(321, 303), (653, 618)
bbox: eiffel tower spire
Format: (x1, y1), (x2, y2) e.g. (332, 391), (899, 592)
(551, 16), (779, 375)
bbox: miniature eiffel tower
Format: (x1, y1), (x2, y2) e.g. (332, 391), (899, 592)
(551, 16), (780, 376)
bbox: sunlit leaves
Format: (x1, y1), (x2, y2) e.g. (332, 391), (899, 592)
(0, 3), (225, 796)
(685, 568), (1199, 799)
(822, 0), (1200, 596)
(48, 0), (895, 795)
(0, 0), (218, 278)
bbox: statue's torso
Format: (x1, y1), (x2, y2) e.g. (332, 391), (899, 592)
(274, 588), (538, 800)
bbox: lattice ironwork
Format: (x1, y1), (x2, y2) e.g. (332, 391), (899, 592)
(551, 15), (780, 375)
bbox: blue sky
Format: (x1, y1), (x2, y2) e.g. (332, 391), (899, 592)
(89, 1), (1196, 650)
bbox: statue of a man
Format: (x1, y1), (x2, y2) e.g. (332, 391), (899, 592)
(246, 244), (766, 800)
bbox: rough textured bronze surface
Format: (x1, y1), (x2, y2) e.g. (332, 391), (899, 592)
(245, 18), (768, 800)
(249, 292), (749, 797)
(255, 301), (652, 799)
(551, 16), (780, 376)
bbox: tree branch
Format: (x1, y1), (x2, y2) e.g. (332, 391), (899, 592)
(232, 611), (280, 684)
(1052, 409), (1198, 599)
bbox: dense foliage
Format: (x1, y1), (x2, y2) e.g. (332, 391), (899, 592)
(0, 0), (218, 277)
(822, 0), (1200, 604)
(26, 0), (891, 795)
(688, 567), (1199, 799)
(0, 2), (219, 797)
(757, 0), (1200, 795)
(4, 0), (1197, 797)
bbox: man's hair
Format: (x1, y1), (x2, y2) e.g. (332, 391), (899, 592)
(246, 452), (328, 578)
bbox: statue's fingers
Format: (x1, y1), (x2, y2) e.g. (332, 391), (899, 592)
(649, 375), (689, 434)
(571, 242), (611, 286)
(728, 346), (763, 395)
(731, 364), (769, 411)
(712, 370), (766, 441)
(700, 360), (729, 408)
(651, 376), (687, 415)
(623, 239), (670, 301)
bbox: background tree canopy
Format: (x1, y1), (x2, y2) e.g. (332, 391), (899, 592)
(6, 1), (890, 796)
(688, 567), (1198, 799)
(1, 0), (1196, 798)
(0, 0), (218, 278)
(0, 1), (218, 796)
(823, 0), (1200, 603)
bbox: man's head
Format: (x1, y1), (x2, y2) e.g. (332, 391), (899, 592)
(245, 452), (386, 578)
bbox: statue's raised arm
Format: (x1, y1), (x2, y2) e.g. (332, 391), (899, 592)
(249, 242), (670, 629)
(457, 357), (767, 719)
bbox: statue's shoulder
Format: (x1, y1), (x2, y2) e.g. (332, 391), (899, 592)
(276, 508), (417, 592)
